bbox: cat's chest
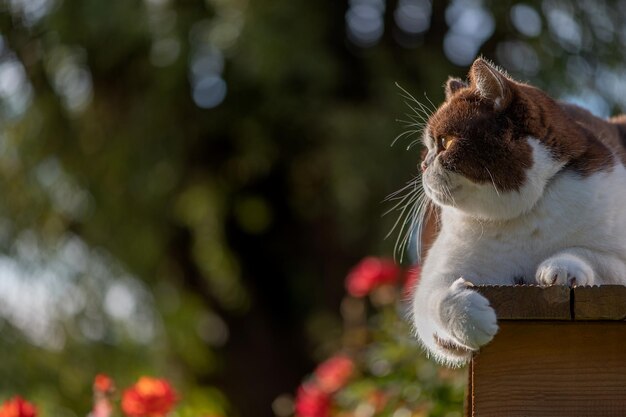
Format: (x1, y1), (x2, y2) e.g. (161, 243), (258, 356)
(429, 167), (626, 284)
(437, 217), (572, 285)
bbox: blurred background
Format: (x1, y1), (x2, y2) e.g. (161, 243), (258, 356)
(0, 0), (625, 416)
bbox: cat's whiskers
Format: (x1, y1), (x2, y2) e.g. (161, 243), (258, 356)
(484, 167), (501, 197)
(384, 180), (416, 202)
(391, 128), (422, 147)
(443, 183), (456, 207)
(392, 83), (436, 150)
(406, 103), (431, 122)
(384, 179), (420, 238)
(385, 174), (434, 263)
(423, 92), (438, 113)
(412, 197), (433, 263)
(383, 188), (420, 217)
(388, 83), (440, 261)
(439, 172), (457, 207)
(398, 191), (429, 263)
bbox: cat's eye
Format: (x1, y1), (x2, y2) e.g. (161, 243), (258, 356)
(439, 135), (455, 150)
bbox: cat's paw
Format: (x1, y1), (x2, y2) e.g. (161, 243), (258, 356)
(535, 253), (595, 287)
(438, 278), (498, 351)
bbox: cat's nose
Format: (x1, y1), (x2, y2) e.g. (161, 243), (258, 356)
(420, 160), (428, 172)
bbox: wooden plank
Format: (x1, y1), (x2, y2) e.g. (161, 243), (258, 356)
(476, 285), (571, 320)
(574, 285), (626, 320)
(471, 321), (626, 417)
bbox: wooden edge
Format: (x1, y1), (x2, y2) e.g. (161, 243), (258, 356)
(476, 285), (626, 321)
(476, 285), (571, 320)
(573, 285), (626, 320)
(464, 359), (473, 417)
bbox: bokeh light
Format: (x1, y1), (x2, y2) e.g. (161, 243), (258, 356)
(510, 4), (542, 38)
(394, 0), (431, 35)
(346, 0), (385, 47)
(443, 0), (494, 66)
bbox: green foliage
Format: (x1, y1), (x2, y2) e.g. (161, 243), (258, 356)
(336, 303), (465, 416)
(0, 0), (625, 416)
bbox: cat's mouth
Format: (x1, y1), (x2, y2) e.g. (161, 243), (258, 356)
(422, 159), (466, 207)
(423, 181), (460, 206)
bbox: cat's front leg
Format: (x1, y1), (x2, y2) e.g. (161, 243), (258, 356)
(413, 277), (498, 366)
(536, 250), (595, 287)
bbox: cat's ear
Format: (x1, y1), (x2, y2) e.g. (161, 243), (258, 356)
(469, 58), (512, 110)
(445, 77), (467, 100)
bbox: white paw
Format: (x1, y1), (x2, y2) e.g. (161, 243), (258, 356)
(535, 253), (594, 287)
(438, 278), (498, 351)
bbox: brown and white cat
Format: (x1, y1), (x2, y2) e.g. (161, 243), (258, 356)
(412, 58), (626, 366)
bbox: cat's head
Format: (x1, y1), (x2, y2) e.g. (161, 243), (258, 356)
(421, 58), (593, 220)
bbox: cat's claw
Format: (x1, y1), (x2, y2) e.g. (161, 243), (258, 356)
(439, 278), (498, 350)
(535, 254), (594, 287)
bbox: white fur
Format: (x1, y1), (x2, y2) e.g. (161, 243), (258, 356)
(413, 137), (626, 365)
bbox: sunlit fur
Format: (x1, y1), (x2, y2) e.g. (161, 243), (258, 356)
(403, 58), (626, 366)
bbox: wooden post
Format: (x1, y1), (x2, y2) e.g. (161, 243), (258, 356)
(467, 285), (626, 417)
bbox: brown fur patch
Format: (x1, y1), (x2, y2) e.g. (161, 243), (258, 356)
(427, 88), (532, 191)
(425, 59), (617, 192)
(562, 103), (626, 167)
(514, 88), (614, 175)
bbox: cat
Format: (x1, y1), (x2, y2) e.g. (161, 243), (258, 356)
(411, 57), (626, 366)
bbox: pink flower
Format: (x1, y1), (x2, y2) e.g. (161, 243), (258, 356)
(92, 400), (113, 417)
(92, 374), (115, 417)
(402, 266), (421, 299)
(345, 257), (400, 297)
(314, 355), (354, 393)
(294, 383), (330, 417)
(0, 397), (37, 417)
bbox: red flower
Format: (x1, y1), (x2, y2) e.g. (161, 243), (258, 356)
(94, 374), (115, 394)
(402, 266), (421, 299)
(314, 355), (354, 393)
(345, 257), (400, 297)
(0, 396), (37, 417)
(294, 383), (330, 417)
(121, 377), (177, 417)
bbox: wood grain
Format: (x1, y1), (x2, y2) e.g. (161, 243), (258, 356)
(476, 285), (571, 320)
(471, 322), (626, 417)
(574, 285), (626, 320)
